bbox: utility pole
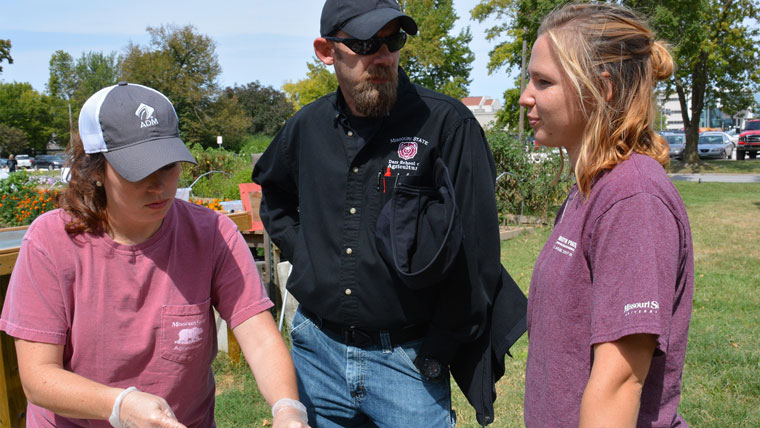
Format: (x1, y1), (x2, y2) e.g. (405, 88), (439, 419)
(68, 103), (73, 147)
(518, 26), (527, 146)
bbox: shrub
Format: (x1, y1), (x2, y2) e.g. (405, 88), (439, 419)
(0, 171), (59, 226)
(487, 129), (573, 224)
(238, 134), (272, 159)
(180, 144), (253, 200)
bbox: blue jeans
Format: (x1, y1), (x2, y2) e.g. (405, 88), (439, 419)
(290, 307), (456, 428)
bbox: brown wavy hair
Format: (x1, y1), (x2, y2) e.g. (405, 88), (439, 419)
(59, 133), (109, 235)
(539, 2), (673, 197)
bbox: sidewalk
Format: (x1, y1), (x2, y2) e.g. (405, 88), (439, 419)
(668, 173), (760, 183)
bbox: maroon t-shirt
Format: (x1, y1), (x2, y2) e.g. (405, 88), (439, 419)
(524, 153), (694, 427)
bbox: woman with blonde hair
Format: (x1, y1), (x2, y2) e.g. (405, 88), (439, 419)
(520, 3), (693, 427)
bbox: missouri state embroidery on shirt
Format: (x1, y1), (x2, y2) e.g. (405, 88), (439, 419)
(387, 136), (430, 172)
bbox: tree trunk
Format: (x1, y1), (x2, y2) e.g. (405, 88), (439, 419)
(682, 52), (710, 166)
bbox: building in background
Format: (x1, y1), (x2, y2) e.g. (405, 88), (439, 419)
(462, 96), (501, 129)
(657, 92), (755, 131)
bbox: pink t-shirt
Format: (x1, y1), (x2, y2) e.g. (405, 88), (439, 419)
(524, 154), (694, 427)
(0, 200), (273, 427)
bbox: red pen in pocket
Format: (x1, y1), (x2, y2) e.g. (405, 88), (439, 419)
(383, 166), (392, 193)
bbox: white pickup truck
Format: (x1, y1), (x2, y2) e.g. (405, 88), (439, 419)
(15, 154), (34, 169)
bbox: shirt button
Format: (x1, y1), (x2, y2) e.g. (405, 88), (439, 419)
(345, 289), (352, 296)
(346, 248), (353, 255)
(353, 167), (359, 173)
(349, 208), (357, 214)
(347, 130), (354, 137)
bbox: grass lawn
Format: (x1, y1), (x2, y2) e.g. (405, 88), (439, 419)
(668, 158), (760, 174)
(213, 181), (760, 427)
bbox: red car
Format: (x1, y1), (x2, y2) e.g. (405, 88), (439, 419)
(737, 119), (760, 160)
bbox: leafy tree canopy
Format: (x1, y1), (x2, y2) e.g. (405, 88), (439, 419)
(283, 58), (339, 110)
(629, 0), (760, 163)
(284, 0), (475, 110)
(399, 0), (474, 99)
(0, 82), (66, 155)
(0, 123), (29, 156)
(226, 81), (294, 137)
(120, 24), (248, 148)
(45, 50), (120, 146)
(473, 0), (760, 164)
(0, 39), (12, 73)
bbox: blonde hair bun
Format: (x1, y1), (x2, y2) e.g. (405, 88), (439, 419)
(651, 41), (674, 81)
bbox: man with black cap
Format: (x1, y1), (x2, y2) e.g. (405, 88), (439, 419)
(253, 1), (524, 426)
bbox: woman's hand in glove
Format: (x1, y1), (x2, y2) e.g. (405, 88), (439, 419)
(272, 398), (310, 428)
(115, 390), (188, 428)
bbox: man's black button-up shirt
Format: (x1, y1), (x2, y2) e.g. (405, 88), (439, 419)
(253, 69), (503, 361)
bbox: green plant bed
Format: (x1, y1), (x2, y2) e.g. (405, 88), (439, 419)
(180, 144), (254, 200)
(0, 171), (59, 226)
(487, 130), (573, 224)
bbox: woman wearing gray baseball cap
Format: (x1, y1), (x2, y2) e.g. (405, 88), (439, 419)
(0, 82), (309, 428)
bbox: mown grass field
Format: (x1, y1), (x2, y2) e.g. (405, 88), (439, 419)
(668, 158), (760, 174)
(213, 181), (760, 427)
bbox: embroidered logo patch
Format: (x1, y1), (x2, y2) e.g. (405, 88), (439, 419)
(398, 141), (418, 160)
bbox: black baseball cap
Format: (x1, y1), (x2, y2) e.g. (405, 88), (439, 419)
(320, 0), (418, 39)
(79, 82), (196, 182)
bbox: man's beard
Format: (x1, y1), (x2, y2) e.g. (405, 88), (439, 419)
(353, 66), (398, 117)
(346, 66), (398, 117)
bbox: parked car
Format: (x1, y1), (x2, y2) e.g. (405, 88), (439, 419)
(698, 132), (734, 159)
(724, 128), (740, 146)
(737, 119), (760, 160)
(15, 154), (34, 169)
(33, 154), (66, 170)
(660, 131), (686, 160)
(0, 158), (7, 169)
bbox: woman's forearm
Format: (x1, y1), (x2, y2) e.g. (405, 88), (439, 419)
(578, 334), (657, 428)
(233, 311), (300, 405)
(15, 339), (121, 420)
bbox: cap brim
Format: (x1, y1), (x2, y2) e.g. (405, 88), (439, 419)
(103, 137), (197, 182)
(342, 9), (418, 39)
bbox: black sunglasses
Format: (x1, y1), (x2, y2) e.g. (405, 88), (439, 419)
(324, 32), (407, 55)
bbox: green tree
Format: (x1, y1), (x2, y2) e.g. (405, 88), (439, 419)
(282, 58), (339, 110)
(120, 24), (248, 148)
(627, 0), (760, 163)
(284, 1), (475, 110)
(45, 50), (119, 146)
(47, 50), (77, 100)
(473, 0), (760, 164)
(472, 0), (566, 134)
(399, 0), (475, 99)
(0, 39), (12, 73)
(72, 51), (120, 103)
(0, 82), (64, 154)
(0, 123), (29, 155)
(495, 87), (521, 130)
(226, 81), (294, 136)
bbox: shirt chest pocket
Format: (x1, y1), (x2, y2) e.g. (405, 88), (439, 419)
(160, 298), (212, 364)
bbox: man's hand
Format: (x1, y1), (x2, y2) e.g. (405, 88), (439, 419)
(118, 390), (188, 428)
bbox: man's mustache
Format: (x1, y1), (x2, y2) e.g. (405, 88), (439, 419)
(364, 66), (397, 82)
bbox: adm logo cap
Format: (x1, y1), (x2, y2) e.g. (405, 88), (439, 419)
(78, 82), (196, 182)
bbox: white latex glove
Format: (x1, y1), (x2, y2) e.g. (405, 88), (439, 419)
(272, 398), (310, 428)
(116, 389), (188, 428)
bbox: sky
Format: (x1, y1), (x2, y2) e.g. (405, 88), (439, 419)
(0, 0), (518, 101)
